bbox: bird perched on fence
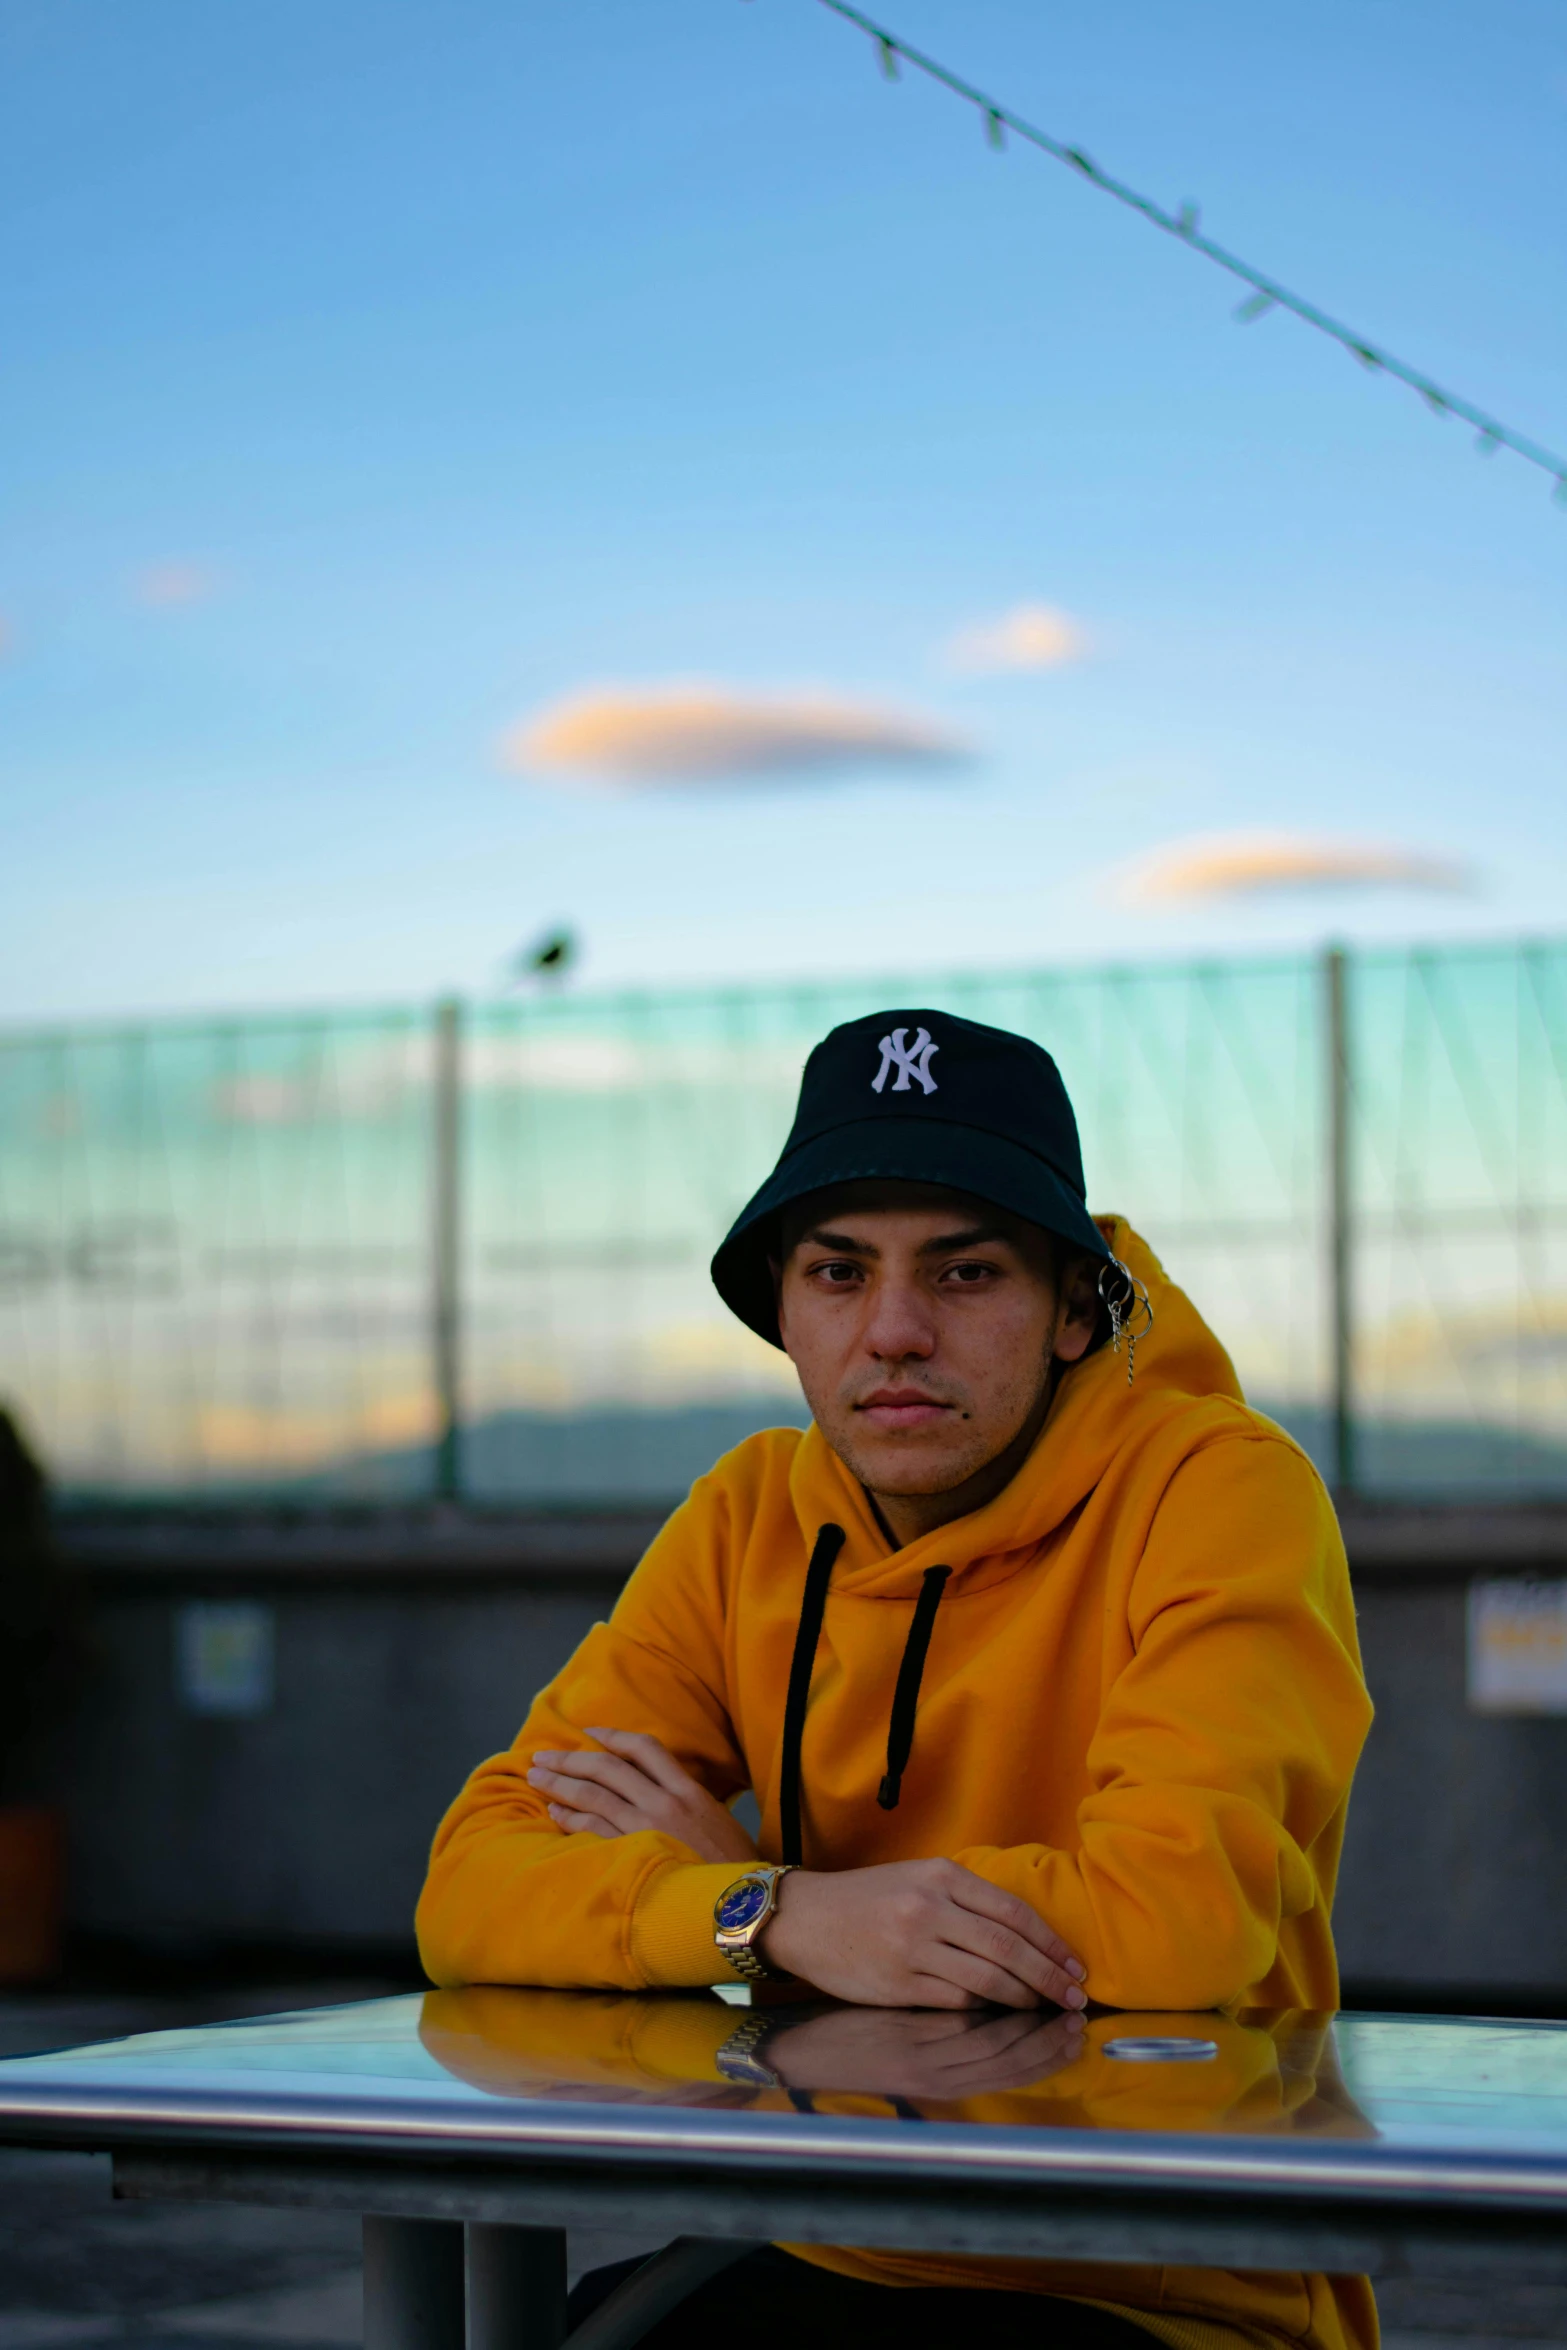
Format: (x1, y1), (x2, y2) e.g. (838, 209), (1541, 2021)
(507, 927), (577, 988)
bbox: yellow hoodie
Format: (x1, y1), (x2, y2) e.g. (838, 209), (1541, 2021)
(418, 1221), (1374, 2348)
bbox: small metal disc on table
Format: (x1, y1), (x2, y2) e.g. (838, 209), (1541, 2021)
(1104, 2036), (1220, 2062)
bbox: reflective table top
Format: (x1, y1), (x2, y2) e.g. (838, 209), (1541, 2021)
(3, 1992), (1567, 2209)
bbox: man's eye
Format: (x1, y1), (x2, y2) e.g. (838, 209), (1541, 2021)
(946, 1262), (996, 1284)
(816, 1261), (860, 1284)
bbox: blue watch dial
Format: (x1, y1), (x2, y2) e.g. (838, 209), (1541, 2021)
(716, 1877), (770, 1931)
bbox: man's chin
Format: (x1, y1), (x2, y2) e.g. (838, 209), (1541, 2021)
(828, 1431), (992, 1499)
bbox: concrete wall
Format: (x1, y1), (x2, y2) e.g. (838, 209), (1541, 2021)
(47, 1511), (1567, 1997)
(1335, 1583), (1567, 1997)
(59, 1580), (619, 1950)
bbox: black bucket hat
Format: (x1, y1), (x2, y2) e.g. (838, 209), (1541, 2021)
(712, 1007), (1112, 1347)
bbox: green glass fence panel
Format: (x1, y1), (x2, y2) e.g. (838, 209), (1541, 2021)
(0, 1011), (432, 1501)
(1, 942), (1563, 1509)
(1350, 941), (1567, 1493)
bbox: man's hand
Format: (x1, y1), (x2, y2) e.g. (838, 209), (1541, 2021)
(761, 1859), (1087, 2012)
(764, 2002), (1085, 2100)
(526, 1728), (756, 1866)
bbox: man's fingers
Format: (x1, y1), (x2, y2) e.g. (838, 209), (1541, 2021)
(584, 1727), (699, 1797)
(531, 1747), (669, 1812)
(546, 1800), (618, 1840)
(529, 1763), (644, 1832)
(925, 1896), (1085, 2008)
(944, 1863), (1084, 1963)
(943, 1868), (1087, 1984)
(921, 1943), (1043, 2011)
(528, 1758), (612, 1799)
(532, 1746), (649, 1799)
(938, 1912), (1085, 2009)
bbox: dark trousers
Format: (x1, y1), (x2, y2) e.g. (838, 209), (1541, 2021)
(568, 2242), (1159, 2348)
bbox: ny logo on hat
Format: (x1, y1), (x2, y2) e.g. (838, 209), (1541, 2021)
(871, 1025), (939, 1096)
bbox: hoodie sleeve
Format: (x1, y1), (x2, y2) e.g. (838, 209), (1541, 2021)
(415, 1463), (759, 1992)
(954, 1433), (1372, 2010)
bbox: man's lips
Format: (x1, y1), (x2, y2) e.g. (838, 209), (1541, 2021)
(853, 1389), (958, 1430)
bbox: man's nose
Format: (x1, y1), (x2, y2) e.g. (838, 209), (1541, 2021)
(861, 1275), (937, 1361)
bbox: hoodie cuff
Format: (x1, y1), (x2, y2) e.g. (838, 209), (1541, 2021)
(630, 1859), (753, 1986)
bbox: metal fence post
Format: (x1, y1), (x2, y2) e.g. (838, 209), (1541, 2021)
(1324, 946), (1355, 1497)
(431, 995), (464, 1504)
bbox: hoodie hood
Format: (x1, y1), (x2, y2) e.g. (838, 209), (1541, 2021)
(784, 1217), (1247, 1600)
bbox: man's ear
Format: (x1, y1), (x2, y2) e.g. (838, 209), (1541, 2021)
(1050, 1253), (1101, 1365)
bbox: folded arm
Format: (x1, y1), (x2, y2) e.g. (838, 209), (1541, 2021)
(416, 1465), (763, 1990)
(527, 1725), (756, 1862)
(535, 1727), (1088, 2009)
(956, 1436), (1373, 2009)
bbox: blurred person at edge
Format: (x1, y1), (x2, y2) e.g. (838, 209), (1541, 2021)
(419, 1010), (1373, 2350)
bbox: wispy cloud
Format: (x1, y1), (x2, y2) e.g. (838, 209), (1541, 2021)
(505, 682), (970, 786)
(1116, 831), (1473, 905)
(944, 603), (1088, 673)
(133, 561), (220, 610)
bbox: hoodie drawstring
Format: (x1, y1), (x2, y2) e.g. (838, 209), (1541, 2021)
(876, 1563), (952, 1810)
(779, 1523), (845, 1866)
(779, 1525), (952, 1863)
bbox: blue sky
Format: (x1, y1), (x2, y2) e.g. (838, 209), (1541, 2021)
(3, 0), (1564, 1021)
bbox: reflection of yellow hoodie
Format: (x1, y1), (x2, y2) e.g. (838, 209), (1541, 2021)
(420, 1989), (1378, 2350)
(418, 1222), (1374, 2345)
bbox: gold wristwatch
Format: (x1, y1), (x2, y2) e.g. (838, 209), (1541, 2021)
(712, 1864), (796, 1983)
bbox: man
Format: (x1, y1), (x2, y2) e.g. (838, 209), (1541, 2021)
(418, 1009), (1374, 2350)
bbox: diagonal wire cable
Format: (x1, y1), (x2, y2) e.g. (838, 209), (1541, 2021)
(813, 0), (1567, 502)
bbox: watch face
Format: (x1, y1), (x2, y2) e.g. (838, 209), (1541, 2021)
(715, 1877), (770, 1932)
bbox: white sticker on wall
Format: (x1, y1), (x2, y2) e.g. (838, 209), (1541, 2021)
(176, 1601), (276, 1717)
(1467, 1580), (1567, 1716)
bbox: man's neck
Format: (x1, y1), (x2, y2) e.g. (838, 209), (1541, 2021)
(864, 1379), (1055, 1550)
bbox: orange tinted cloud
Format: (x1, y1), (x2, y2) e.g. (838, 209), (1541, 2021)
(506, 683), (970, 785)
(1120, 832), (1471, 904)
(945, 603), (1087, 673)
(134, 561), (219, 609)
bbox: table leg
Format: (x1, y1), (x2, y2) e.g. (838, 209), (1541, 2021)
(467, 2225), (568, 2350)
(363, 2216), (465, 2350)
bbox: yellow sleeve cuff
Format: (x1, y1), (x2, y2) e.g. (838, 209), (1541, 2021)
(630, 1859), (753, 1986)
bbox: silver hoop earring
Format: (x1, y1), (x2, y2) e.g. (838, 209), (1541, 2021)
(1098, 1258), (1154, 1386)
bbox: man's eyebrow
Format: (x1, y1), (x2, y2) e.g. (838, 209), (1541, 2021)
(796, 1224), (1013, 1257)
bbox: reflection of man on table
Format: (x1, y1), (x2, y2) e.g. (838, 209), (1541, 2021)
(418, 1010), (1374, 2350)
(421, 1987), (1366, 2143)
